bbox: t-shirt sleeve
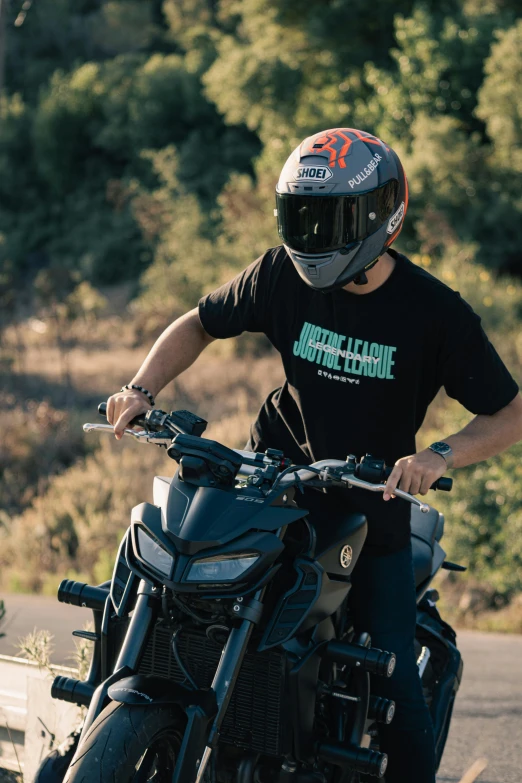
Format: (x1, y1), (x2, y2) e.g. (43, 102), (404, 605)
(198, 252), (273, 339)
(441, 295), (519, 415)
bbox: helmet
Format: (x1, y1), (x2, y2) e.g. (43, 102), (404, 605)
(275, 128), (408, 291)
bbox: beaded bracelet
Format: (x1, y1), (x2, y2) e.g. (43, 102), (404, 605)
(121, 384), (155, 406)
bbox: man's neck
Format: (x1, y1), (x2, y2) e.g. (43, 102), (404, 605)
(342, 251), (396, 295)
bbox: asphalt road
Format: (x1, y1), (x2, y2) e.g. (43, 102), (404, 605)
(1, 594), (521, 782)
(436, 630), (522, 783)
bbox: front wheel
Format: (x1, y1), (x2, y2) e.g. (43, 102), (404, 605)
(64, 701), (185, 783)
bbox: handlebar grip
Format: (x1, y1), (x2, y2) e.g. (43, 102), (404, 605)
(97, 401), (148, 429)
(434, 476), (453, 492)
(383, 466), (452, 492)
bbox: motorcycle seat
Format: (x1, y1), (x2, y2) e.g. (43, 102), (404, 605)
(411, 505), (444, 587)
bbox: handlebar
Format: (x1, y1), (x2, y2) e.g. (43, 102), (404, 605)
(95, 401), (208, 437)
(85, 403), (453, 513)
(269, 459), (434, 513)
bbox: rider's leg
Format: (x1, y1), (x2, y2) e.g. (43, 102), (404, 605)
(349, 543), (436, 783)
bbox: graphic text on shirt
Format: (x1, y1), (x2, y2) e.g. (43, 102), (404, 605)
(293, 321), (397, 379)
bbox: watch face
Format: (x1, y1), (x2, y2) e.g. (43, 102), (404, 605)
(432, 442), (450, 453)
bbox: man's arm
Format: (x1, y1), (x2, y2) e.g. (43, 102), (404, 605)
(107, 308), (215, 439)
(384, 393), (522, 500)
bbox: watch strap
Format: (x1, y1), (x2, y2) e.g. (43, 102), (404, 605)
(428, 442), (454, 469)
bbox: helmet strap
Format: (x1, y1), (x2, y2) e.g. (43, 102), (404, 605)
(352, 256), (380, 286)
(353, 271), (368, 286)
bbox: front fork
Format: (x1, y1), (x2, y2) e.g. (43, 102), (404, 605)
(178, 590), (265, 783)
(80, 579), (160, 738)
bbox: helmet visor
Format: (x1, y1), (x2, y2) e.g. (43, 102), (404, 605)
(276, 180), (398, 255)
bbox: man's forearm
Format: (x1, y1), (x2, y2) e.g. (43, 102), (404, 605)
(130, 308), (215, 396)
(444, 393), (522, 468)
(385, 393), (522, 499)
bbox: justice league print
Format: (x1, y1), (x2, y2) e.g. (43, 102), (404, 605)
(293, 320), (397, 381)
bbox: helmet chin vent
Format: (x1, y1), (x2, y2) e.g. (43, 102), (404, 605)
(290, 183), (329, 193)
(292, 252), (335, 262)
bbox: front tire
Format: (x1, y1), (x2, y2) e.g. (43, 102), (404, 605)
(64, 700), (185, 783)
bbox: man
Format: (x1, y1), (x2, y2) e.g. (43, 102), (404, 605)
(107, 128), (522, 782)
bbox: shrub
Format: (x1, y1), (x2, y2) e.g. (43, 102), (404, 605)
(0, 399), (87, 517)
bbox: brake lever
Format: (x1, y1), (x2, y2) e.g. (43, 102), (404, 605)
(83, 423), (171, 445)
(341, 474), (431, 513)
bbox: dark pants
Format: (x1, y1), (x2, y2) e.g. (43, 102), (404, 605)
(294, 483), (436, 782)
(349, 543), (436, 783)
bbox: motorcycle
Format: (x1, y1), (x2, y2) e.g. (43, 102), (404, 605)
(36, 404), (464, 783)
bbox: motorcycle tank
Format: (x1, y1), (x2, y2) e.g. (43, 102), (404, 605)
(154, 473), (308, 555)
(311, 512), (367, 578)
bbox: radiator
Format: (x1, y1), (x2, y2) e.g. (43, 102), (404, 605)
(137, 622), (287, 756)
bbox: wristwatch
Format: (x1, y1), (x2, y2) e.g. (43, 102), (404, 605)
(428, 441), (454, 469)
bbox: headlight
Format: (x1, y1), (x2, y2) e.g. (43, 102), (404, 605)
(186, 553), (259, 582)
(136, 527), (175, 578)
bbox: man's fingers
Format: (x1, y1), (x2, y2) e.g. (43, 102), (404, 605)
(113, 404), (137, 439)
(114, 409), (135, 440)
(419, 476), (434, 495)
(386, 451), (446, 500)
(384, 465), (402, 501)
(114, 400), (152, 439)
(105, 391), (153, 439)
(398, 471), (412, 495)
(404, 475), (422, 496)
(113, 413), (126, 440)
(106, 396), (115, 425)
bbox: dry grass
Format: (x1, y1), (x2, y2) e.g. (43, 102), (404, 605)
(2, 314), (285, 423)
(429, 561), (522, 633)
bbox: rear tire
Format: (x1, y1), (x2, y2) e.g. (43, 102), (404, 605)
(63, 700), (185, 783)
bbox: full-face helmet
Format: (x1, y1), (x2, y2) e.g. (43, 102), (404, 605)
(275, 128), (408, 290)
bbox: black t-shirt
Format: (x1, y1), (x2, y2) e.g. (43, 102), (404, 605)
(198, 246), (518, 553)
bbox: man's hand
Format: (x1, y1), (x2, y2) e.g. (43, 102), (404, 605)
(107, 390), (153, 440)
(383, 449), (447, 501)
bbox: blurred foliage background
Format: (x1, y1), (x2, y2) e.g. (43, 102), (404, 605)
(0, 0), (521, 629)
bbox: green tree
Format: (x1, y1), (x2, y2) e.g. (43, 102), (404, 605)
(475, 19), (522, 274)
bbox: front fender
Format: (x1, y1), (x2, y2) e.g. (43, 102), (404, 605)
(108, 675), (218, 783)
(108, 674), (217, 717)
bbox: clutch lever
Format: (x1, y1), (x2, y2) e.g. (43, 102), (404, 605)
(83, 423), (171, 445)
(341, 474), (431, 513)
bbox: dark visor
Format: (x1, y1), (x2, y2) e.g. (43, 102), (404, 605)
(276, 180), (398, 254)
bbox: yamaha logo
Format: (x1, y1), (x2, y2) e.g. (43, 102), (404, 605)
(340, 545), (353, 569)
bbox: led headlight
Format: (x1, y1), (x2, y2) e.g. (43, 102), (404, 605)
(136, 527), (175, 578)
(186, 553), (259, 582)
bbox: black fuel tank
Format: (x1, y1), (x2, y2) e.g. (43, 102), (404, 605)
(311, 513), (367, 578)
